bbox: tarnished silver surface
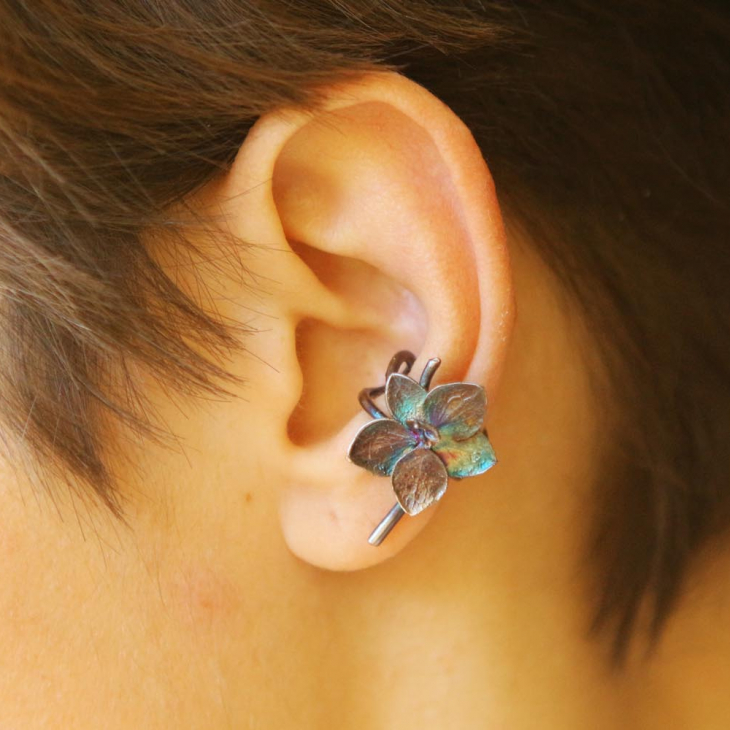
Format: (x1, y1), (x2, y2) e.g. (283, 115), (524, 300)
(348, 350), (497, 546)
(348, 419), (417, 476)
(368, 503), (405, 546)
(423, 382), (487, 440)
(357, 350), (415, 419)
(385, 372), (426, 423)
(419, 357), (442, 389)
(433, 430), (496, 479)
(391, 448), (449, 516)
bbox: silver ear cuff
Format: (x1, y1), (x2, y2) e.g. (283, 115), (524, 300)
(347, 350), (497, 546)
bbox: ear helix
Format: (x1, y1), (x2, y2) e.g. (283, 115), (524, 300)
(347, 350), (497, 546)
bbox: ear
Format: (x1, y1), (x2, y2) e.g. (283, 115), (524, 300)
(204, 72), (513, 571)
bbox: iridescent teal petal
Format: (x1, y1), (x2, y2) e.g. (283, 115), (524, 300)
(391, 447), (448, 515)
(433, 430), (496, 479)
(385, 373), (427, 425)
(423, 382), (486, 440)
(348, 419), (417, 476)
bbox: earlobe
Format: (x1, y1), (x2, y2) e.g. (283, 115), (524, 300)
(214, 72), (513, 570)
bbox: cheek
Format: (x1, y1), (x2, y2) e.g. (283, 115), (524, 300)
(165, 560), (242, 630)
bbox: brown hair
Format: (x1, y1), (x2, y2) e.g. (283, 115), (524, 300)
(1, 0), (728, 661)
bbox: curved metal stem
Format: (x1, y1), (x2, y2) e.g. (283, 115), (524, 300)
(368, 503), (405, 545)
(358, 386), (387, 419)
(419, 357), (442, 389)
(385, 350), (416, 378)
(357, 350), (416, 419)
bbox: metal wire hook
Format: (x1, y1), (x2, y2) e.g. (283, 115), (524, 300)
(357, 350), (416, 419)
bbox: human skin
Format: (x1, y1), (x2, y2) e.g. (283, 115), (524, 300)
(0, 73), (728, 729)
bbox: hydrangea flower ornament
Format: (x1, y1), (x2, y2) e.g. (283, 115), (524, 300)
(348, 351), (497, 545)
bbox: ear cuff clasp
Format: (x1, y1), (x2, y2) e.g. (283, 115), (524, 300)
(347, 350), (497, 546)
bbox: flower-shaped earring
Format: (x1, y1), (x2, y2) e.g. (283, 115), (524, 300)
(348, 350), (497, 546)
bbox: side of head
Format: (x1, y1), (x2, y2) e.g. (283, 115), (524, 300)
(0, 1), (728, 665)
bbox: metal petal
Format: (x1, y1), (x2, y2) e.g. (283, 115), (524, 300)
(391, 448), (448, 516)
(422, 382), (486, 440)
(385, 372), (427, 424)
(348, 419), (417, 476)
(433, 430), (497, 479)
